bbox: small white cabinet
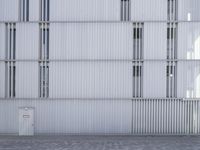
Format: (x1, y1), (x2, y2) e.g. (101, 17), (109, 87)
(19, 107), (34, 136)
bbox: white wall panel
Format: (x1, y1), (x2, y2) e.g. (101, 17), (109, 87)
(178, 0), (200, 21)
(0, 63), (5, 98)
(49, 62), (132, 98)
(131, 0), (167, 21)
(50, 0), (120, 21)
(0, 100), (132, 134)
(0, 0), (19, 21)
(16, 23), (39, 60)
(177, 61), (200, 98)
(144, 23), (167, 59)
(29, 0), (40, 21)
(178, 23), (200, 59)
(143, 62), (166, 98)
(0, 24), (6, 60)
(16, 62), (38, 98)
(50, 23), (132, 60)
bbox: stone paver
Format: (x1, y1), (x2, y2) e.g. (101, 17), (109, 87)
(0, 135), (199, 150)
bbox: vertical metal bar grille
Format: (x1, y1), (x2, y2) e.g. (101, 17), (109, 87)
(168, 0), (177, 21)
(167, 23), (177, 98)
(5, 23), (16, 98)
(39, 23), (49, 98)
(121, 0), (130, 21)
(133, 23), (143, 98)
(40, 0), (50, 21)
(132, 99), (200, 135)
(19, 0), (29, 21)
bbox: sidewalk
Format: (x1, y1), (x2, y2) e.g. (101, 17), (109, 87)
(0, 135), (199, 150)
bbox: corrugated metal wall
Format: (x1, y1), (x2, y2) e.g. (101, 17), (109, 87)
(132, 99), (200, 134)
(0, 0), (200, 135)
(0, 99), (199, 135)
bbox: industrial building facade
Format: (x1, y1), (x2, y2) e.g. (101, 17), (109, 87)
(0, 0), (200, 135)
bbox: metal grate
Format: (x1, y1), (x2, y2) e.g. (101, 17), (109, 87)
(121, 0), (130, 21)
(19, 0), (29, 21)
(40, 0), (50, 21)
(133, 23), (143, 98)
(166, 23), (177, 98)
(5, 23), (16, 98)
(168, 0), (177, 21)
(39, 23), (49, 98)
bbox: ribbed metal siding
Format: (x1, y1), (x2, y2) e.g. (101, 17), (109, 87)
(132, 99), (200, 134)
(144, 23), (167, 60)
(177, 61), (200, 98)
(15, 62), (39, 98)
(0, 100), (132, 134)
(49, 23), (132, 60)
(0, 24), (6, 98)
(29, 0), (40, 21)
(49, 62), (132, 98)
(0, 63), (5, 98)
(0, 99), (199, 135)
(0, 0), (19, 21)
(50, 0), (120, 21)
(178, 23), (200, 60)
(143, 62), (167, 98)
(178, 0), (200, 21)
(16, 23), (39, 60)
(131, 0), (167, 21)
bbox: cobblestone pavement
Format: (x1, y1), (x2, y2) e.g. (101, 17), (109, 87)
(0, 135), (200, 150)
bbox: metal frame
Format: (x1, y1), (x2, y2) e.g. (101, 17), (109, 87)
(2, 20), (200, 23)
(0, 97), (199, 101)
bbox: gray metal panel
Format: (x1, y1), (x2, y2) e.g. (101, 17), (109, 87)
(143, 62), (167, 98)
(178, 0), (200, 21)
(144, 23), (167, 60)
(132, 99), (200, 135)
(49, 23), (132, 60)
(0, 0), (19, 21)
(178, 23), (200, 60)
(16, 23), (39, 60)
(0, 62), (5, 98)
(0, 100), (132, 134)
(177, 61), (200, 98)
(15, 62), (39, 98)
(29, 0), (40, 21)
(50, 0), (120, 21)
(131, 0), (167, 21)
(0, 24), (5, 60)
(49, 62), (132, 98)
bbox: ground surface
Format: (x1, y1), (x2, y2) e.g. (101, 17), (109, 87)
(0, 135), (199, 150)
